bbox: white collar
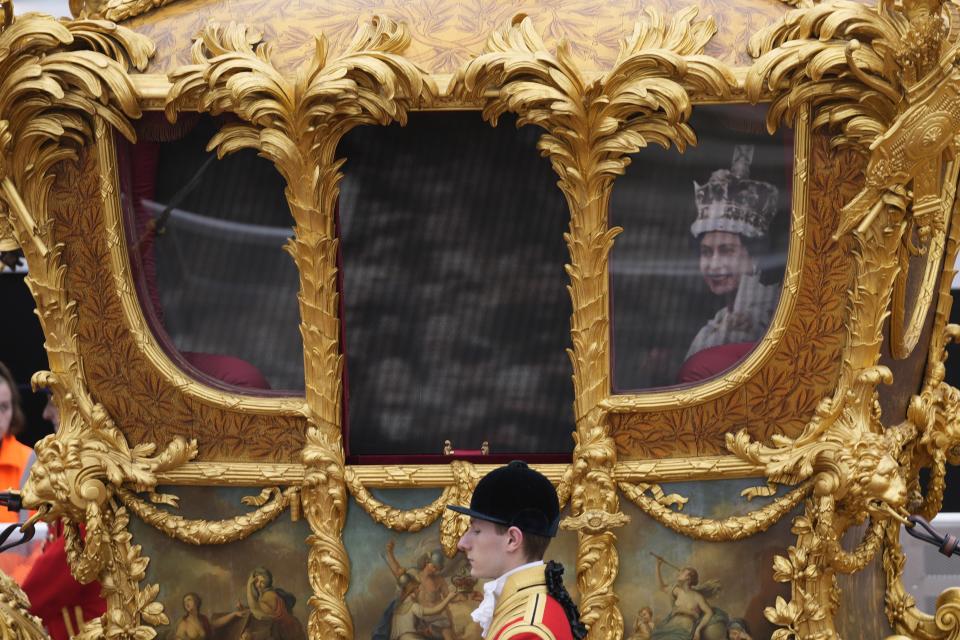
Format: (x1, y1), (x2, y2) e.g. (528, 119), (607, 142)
(471, 561), (544, 637)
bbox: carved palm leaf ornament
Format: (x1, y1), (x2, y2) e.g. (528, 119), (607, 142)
(451, 9), (736, 638)
(164, 17), (432, 640)
(721, 0), (960, 638)
(2, 0), (960, 639)
(0, 11), (203, 640)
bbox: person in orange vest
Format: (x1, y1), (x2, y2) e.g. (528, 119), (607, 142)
(448, 461), (587, 640)
(0, 362), (33, 524)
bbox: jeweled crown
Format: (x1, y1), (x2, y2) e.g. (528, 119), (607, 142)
(691, 145), (779, 239)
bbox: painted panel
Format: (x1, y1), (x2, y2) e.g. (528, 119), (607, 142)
(130, 487), (312, 640)
(616, 479), (795, 640)
(343, 489), (578, 640)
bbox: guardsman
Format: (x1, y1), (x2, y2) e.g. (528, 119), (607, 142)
(448, 460), (586, 640)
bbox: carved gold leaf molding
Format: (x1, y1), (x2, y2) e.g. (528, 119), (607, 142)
(452, 9), (735, 638)
(727, 1), (960, 638)
(152, 456), (765, 487)
(882, 138), (960, 638)
(164, 18), (432, 640)
(0, 13), (203, 640)
(0, 568), (50, 640)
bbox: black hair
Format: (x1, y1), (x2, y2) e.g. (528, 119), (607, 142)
(545, 561), (587, 640)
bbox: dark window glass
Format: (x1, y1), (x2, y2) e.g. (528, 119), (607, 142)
(610, 104), (793, 391)
(119, 115), (304, 392)
(339, 112), (574, 456)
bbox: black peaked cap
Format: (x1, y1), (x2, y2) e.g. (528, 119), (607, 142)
(447, 460), (560, 537)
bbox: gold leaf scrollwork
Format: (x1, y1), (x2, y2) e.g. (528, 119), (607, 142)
(454, 10), (734, 638)
(0, 568), (50, 640)
(440, 461), (481, 557)
(0, 13), (203, 640)
(117, 486), (298, 545)
(345, 467), (456, 533)
(746, 1), (960, 362)
(165, 18), (431, 640)
(618, 480), (812, 541)
(729, 2), (960, 636)
(883, 147), (960, 637)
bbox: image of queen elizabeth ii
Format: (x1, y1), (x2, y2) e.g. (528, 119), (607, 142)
(678, 145), (781, 383)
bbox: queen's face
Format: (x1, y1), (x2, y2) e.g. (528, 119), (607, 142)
(183, 595), (197, 613)
(698, 231), (755, 298)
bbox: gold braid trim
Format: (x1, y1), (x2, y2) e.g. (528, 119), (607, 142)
(618, 480), (812, 541)
(116, 487), (295, 545)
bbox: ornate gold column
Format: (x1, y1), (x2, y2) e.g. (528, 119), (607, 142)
(452, 10), (735, 637)
(164, 19), (432, 640)
(0, 12), (202, 639)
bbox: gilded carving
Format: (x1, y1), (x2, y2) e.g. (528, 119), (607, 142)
(618, 480), (812, 541)
(0, 11), (215, 640)
(2, 0), (959, 639)
(164, 17), (431, 640)
(346, 467), (455, 533)
(121, 0), (793, 78)
(0, 568), (51, 640)
(722, 1), (960, 637)
(882, 135), (960, 639)
(117, 486), (298, 544)
(452, 10), (735, 638)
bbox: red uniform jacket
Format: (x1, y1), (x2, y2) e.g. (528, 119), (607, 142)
(487, 564), (574, 640)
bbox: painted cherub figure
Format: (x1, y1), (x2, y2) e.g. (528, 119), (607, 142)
(628, 606), (653, 640)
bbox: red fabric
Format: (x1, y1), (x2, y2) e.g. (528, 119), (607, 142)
(21, 529), (106, 640)
(676, 342), (756, 384)
(182, 352), (271, 390)
(490, 595), (574, 640)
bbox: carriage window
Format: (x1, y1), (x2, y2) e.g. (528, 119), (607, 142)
(118, 115), (305, 392)
(339, 112), (574, 456)
(609, 104), (793, 392)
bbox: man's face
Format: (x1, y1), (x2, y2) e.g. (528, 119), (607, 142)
(457, 519), (511, 580)
(698, 231), (754, 297)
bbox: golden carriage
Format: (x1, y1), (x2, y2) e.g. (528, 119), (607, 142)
(1, 0), (960, 637)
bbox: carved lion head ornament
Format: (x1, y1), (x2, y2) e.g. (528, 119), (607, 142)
(822, 429), (909, 522)
(729, 375), (911, 525)
(20, 374), (197, 523)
